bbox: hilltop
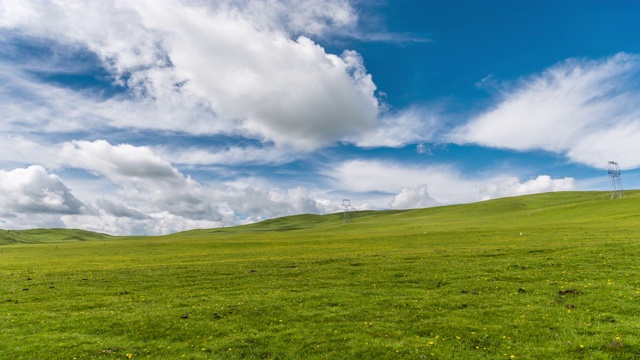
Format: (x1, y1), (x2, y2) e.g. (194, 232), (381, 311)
(0, 228), (110, 245)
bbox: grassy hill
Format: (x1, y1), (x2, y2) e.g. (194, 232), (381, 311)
(1, 191), (639, 359)
(0, 228), (110, 245)
(0, 190), (631, 243)
(193, 190), (631, 232)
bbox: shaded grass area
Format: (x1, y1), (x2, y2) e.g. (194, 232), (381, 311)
(1, 191), (640, 359)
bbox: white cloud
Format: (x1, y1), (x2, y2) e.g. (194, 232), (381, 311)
(451, 53), (640, 169)
(156, 145), (297, 166)
(479, 175), (576, 201)
(329, 160), (473, 203)
(329, 159), (576, 207)
(95, 198), (151, 220)
(58, 140), (220, 222)
(416, 143), (431, 155)
(60, 209), (204, 236)
(246, 0), (357, 36)
(389, 184), (439, 209)
(0, 165), (84, 216)
(0, 134), (52, 166)
(151, 9), (379, 149)
(213, 186), (327, 221)
(352, 106), (442, 148)
(50, 140), (339, 234)
(0, 0), (380, 150)
(0, 63), (112, 134)
(59, 140), (182, 184)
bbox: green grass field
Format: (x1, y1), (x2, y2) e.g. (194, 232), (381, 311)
(1, 191), (640, 359)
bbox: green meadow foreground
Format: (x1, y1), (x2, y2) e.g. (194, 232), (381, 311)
(1, 192), (640, 359)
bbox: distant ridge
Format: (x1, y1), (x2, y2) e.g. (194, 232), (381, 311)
(234, 190), (635, 232)
(1, 190), (636, 244)
(0, 228), (110, 245)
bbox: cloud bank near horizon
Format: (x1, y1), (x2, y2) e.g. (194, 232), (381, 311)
(0, 139), (577, 234)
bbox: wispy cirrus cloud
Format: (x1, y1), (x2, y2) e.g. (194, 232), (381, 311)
(352, 105), (444, 148)
(155, 145), (298, 167)
(344, 31), (431, 44)
(451, 53), (640, 169)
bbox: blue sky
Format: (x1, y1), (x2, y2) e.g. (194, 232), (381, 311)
(1, 0), (639, 235)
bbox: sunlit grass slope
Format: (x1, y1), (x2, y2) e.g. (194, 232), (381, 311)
(0, 228), (110, 245)
(1, 191), (640, 359)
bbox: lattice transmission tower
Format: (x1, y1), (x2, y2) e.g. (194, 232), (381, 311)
(342, 199), (351, 224)
(607, 161), (625, 199)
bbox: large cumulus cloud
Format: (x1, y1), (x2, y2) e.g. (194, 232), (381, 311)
(0, 165), (84, 215)
(59, 140), (220, 221)
(0, 0), (379, 150)
(53, 140), (337, 234)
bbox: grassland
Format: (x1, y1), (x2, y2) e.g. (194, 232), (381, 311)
(1, 191), (640, 359)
